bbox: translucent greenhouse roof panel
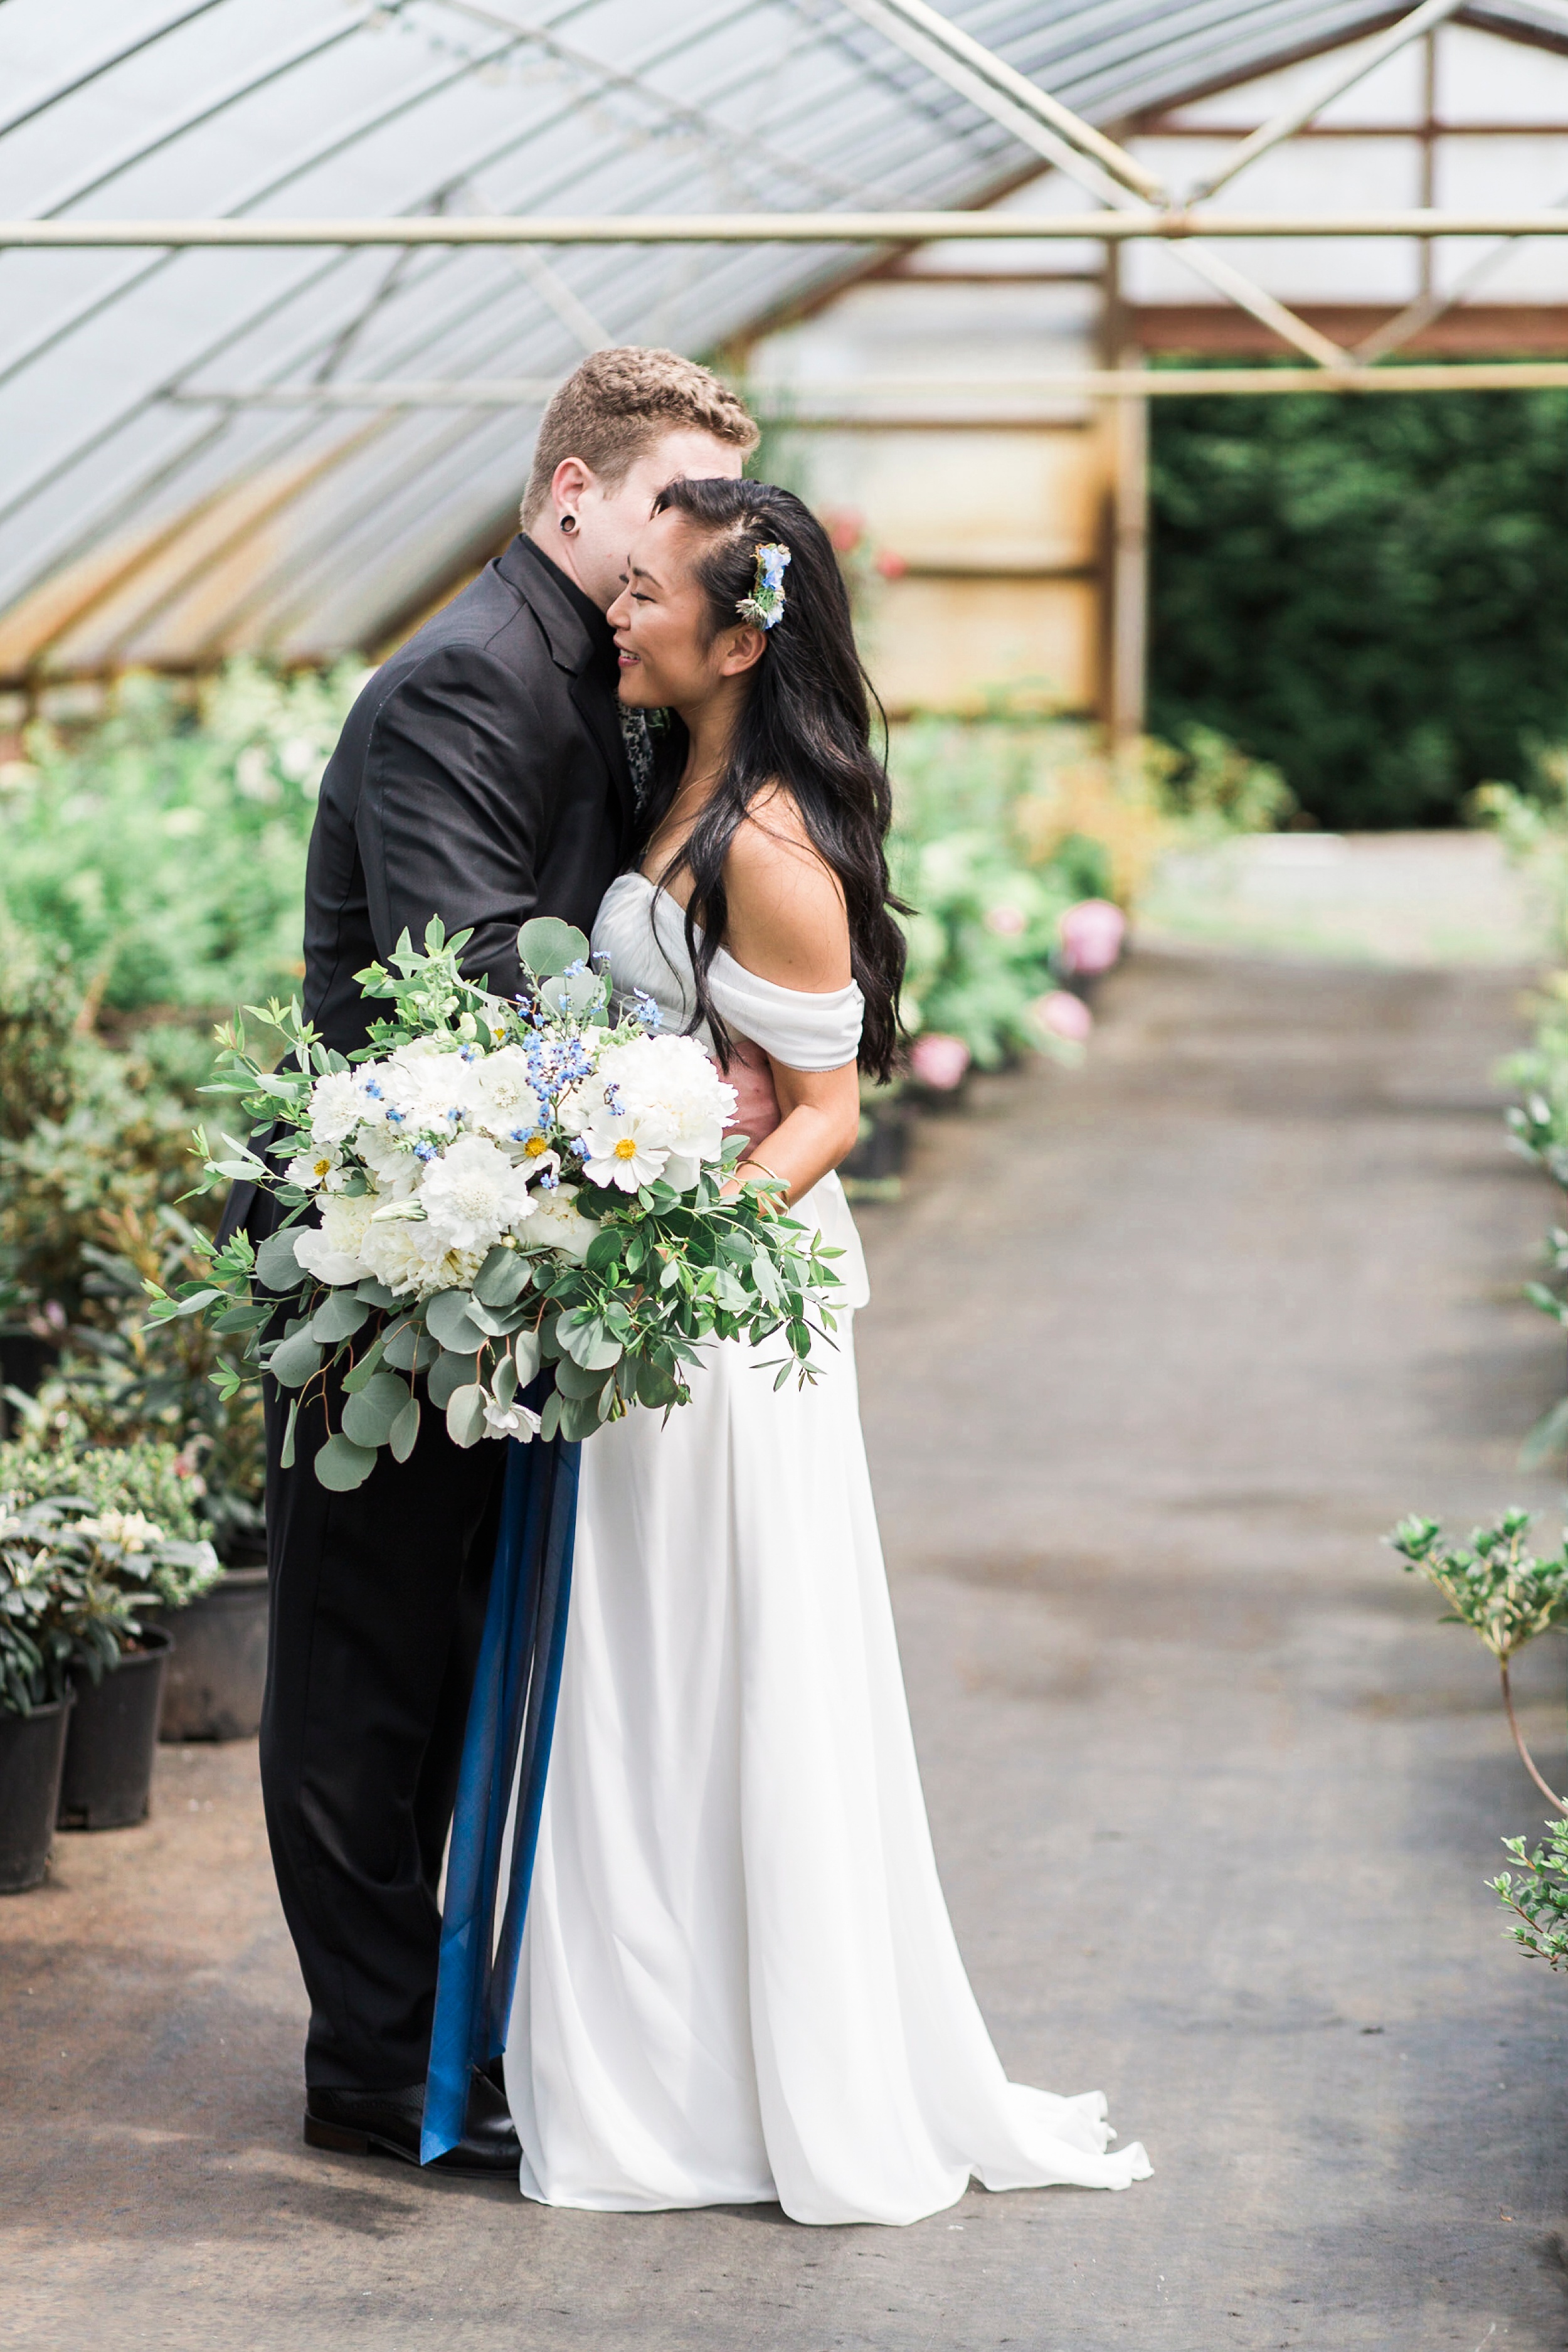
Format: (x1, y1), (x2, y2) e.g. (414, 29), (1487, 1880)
(3, 0), (1568, 674)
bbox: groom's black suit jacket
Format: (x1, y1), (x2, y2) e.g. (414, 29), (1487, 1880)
(223, 533), (632, 1240)
(305, 530), (633, 1057)
(250, 533), (633, 2092)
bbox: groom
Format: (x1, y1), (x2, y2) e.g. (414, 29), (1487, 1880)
(240, 349), (756, 2175)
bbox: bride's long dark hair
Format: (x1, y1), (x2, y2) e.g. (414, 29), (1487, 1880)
(637, 476), (906, 1083)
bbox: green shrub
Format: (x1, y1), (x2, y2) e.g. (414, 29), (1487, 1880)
(1, 658), (363, 1016)
(1150, 385), (1568, 828)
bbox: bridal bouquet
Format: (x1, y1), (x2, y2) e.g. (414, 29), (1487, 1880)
(149, 917), (844, 1491)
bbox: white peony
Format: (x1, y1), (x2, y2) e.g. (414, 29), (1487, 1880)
(309, 1068), (369, 1148)
(521, 1184), (598, 1260)
(358, 1211), (484, 1301)
(414, 1132), (538, 1255)
(293, 1189), (379, 1285)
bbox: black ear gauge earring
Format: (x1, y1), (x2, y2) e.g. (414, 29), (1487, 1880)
(559, 513), (578, 536)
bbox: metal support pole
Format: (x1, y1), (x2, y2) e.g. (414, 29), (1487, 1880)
(1110, 351), (1148, 745)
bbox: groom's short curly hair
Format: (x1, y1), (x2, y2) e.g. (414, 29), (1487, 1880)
(520, 347), (758, 526)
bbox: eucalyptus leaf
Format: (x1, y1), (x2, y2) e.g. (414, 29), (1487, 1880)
(280, 1397), (299, 1470)
(473, 1247), (531, 1309)
(341, 1371), (408, 1449)
(539, 1388), (563, 1442)
(425, 1289), (488, 1354)
(491, 1351), (519, 1405)
(356, 1278), (401, 1310)
(389, 1396), (421, 1464)
(314, 1434), (378, 1491)
(383, 1321), (438, 1372)
(517, 917), (589, 977)
(268, 1329), (324, 1389)
(445, 1383), (489, 1450)
(542, 967), (602, 1018)
(426, 1351), (474, 1409)
(255, 1227), (307, 1293)
(341, 1338), (386, 1392)
(310, 1292), (370, 1343)
(553, 1355), (608, 1402)
(512, 1328), (541, 1389)
(558, 1311), (622, 1373)
(635, 1356), (682, 1410)
(558, 1392), (603, 1443)
(465, 1295), (519, 1339)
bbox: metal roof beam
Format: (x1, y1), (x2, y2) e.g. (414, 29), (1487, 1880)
(1190, 0), (1468, 202)
(11, 208), (1568, 242)
(825, 3), (1349, 366)
(831, 0), (1165, 201)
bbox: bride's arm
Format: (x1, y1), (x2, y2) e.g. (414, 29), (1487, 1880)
(719, 794), (861, 1208)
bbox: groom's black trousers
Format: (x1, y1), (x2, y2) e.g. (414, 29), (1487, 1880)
(260, 1365), (506, 2090)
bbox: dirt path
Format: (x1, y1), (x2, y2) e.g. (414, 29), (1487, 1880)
(6, 946), (1567, 2351)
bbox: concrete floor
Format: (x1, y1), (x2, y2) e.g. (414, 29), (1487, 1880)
(7, 946), (1568, 2351)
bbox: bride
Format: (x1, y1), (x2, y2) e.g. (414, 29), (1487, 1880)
(502, 475), (1150, 2226)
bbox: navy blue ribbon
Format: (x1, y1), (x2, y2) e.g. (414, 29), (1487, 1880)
(420, 1411), (580, 2163)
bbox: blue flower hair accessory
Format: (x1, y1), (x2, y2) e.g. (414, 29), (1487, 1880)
(736, 541), (790, 631)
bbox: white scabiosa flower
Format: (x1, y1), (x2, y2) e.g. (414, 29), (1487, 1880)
(309, 1068), (368, 1147)
(458, 1045), (544, 1147)
(416, 1132), (539, 1255)
(521, 1184), (598, 1260)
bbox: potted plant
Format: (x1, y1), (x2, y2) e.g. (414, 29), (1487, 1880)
(0, 1498), (145, 1887)
(0, 1437), (220, 1823)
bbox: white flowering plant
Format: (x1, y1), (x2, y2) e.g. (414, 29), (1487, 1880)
(147, 917), (844, 1491)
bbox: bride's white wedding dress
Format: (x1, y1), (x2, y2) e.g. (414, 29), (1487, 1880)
(502, 873), (1150, 2226)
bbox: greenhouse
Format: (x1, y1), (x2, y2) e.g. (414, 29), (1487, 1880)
(8, 4), (1568, 2345)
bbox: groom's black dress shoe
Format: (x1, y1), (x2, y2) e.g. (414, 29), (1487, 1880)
(304, 2068), (520, 2178)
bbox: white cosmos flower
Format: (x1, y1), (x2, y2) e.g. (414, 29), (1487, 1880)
(579, 1104), (676, 1191)
(285, 1142), (347, 1193)
(415, 1132), (539, 1254)
(482, 1398), (542, 1441)
(589, 1035), (734, 1180)
(309, 1068), (369, 1148)
(521, 1184), (597, 1260)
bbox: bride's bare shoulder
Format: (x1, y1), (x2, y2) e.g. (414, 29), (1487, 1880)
(722, 785), (852, 991)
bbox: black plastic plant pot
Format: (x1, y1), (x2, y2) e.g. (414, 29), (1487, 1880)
(155, 1567), (269, 1743)
(0, 1693), (75, 1892)
(58, 1627), (172, 1831)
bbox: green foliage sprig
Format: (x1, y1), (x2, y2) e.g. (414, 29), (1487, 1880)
(1492, 1820), (1568, 1970)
